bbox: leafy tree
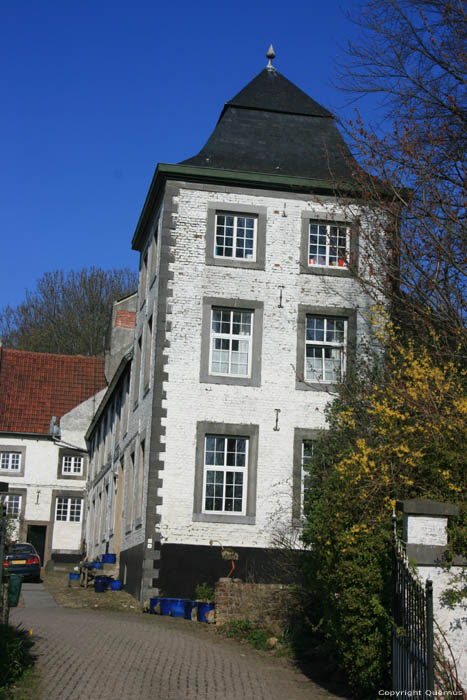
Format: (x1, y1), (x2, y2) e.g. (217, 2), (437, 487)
(336, 0), (466, 353)
(301, 321), (467, 695)
(0, 267), (137, 356)
(298, 2), (467, 694)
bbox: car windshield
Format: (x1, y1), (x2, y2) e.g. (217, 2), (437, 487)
(11, 544), (35, 553)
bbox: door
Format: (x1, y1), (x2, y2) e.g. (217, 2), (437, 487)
(27, 525), (47, 563)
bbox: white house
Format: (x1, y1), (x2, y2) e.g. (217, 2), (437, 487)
(85, 51), (375, 602)
(0, 346), (106, 565)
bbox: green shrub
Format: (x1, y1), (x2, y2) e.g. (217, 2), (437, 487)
(194, 583), (214, 602)
(223, 620), (277, 651)
(0, 625), (35, 692)
(300, 331), (466, 697)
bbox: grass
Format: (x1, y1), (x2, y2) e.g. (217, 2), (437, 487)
(0, 625), (36, 700)
(0, 667), (41, 700)
(221, 619), (292, 654)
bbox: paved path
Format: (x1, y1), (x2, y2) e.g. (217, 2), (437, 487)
(11, 584), (340, 700)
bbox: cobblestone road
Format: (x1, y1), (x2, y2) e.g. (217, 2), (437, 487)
(11, 585), (341, 700)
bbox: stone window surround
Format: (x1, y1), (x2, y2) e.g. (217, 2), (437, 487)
(200, 297), (263, 387)
(296, 305), (357, 391)
(0, 446), (26, 477)
(57, 447), (87, 481)
(134, 430), (146, 531)
(52, 489), (84, 523)
(206, 202), (267, 270)
(149, 220), (159, 290)
(193, 421), (258, 525)
(300, 212), (359, 277)
(5, 487), (27, 521)
(125, 447), (137, 535)
(292, 428), (321, 521)
(108, 470), (119, 539)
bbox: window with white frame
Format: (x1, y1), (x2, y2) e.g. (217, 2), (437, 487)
(305, 315), (347, 383)
(215, 214), (257, 261)
(210, 308), (252, 377)
(62, 455), (83, 475)
(308, 222), (349, 268)
(203, 435), (248, 514)
(6, 494), (21, 517)
(55, 497), (82, 522)
(1, 452), (21, 471)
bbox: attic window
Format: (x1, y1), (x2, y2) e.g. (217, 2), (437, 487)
(62, 455), (83, 475)
(215, 213), (257, 261)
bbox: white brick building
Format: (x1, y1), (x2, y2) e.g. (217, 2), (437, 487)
(86, 54), (374, 601)
(0, 348), (106, 565)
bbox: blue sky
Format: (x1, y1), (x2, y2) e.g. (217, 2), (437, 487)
(1, 0), (371, 309)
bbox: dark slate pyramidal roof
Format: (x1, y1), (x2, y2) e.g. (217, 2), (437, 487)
(225, 66), (332, 118)
(181, 64), (357, 182)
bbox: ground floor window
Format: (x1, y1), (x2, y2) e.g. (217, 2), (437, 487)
(56, 497), (82, 522)
(193, 421), (259, 524)
(5, 494), (21, 516)
(203, 435), (248, 514)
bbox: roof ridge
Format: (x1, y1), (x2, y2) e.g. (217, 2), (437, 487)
(1, 348), (104, 361)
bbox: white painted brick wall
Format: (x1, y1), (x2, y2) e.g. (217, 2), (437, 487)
(158, 186), (374, 548)
(418, 566), (466, 688)
(0, 393), (105, 560)
(404, 514), (449, 546)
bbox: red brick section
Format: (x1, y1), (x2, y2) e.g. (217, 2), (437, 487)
(115, 310), (136, 329)
(0, 347), (107, 435)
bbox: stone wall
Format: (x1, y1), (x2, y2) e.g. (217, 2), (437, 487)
(397, 500), (466, 691)
(215, 578), (295, 632)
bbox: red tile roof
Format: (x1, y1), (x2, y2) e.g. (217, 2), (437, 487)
(0, 348), (107, 435)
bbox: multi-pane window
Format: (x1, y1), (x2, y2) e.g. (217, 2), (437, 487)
(62, 455), (83, 475)
(305, 315), (347, 383)
(301, 440), (314, 510)
(203, 436), (248, 514)
(55, 497), (82, 522)
(308, 222), (349, 268)
(1, 452), (21, 471)
(215, 214), (256, 261)
(6, 495), (21, 517)
(210, 308), (252, 376)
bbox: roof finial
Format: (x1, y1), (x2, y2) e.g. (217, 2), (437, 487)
(266, 44), (276, 69)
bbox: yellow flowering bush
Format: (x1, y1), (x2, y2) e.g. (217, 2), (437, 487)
(300, 324), (466, 696)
